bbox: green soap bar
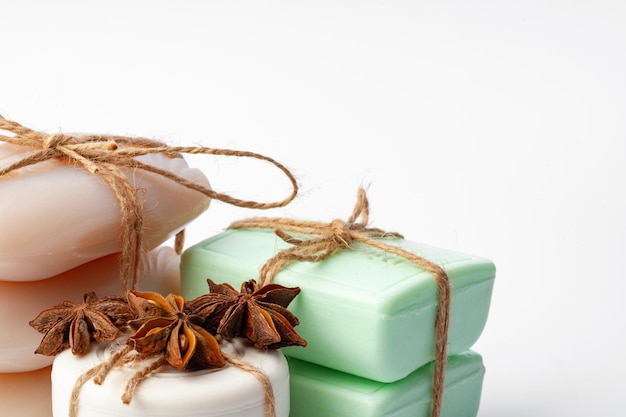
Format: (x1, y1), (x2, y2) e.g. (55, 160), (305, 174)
(181, 228), (495, 383)
(287, 351), (485, 417)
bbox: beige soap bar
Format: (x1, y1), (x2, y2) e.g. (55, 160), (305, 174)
(0, 366), (52, 417)
(0, 246), (181, 372)
(0, 142), (211, 281)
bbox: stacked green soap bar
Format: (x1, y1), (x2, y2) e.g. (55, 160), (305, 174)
(180, 228), (495, 383)
(287, 351), (485, 417)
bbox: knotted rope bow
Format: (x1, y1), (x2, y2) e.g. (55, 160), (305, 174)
(0, 116), (298, 291)
(229, 187), (451, 417)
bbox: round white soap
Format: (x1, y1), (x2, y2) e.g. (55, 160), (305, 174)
(51, 338), (290, 417)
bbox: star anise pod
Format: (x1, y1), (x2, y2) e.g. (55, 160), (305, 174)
(126, 290), (225, 371)
(186, 279), (307, 350)
(29, 292), (133, 356)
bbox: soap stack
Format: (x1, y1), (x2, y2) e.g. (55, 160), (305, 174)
(0, 139), (212, 415)
(180, 206), (496, 417)
(1, 116), (495, 417)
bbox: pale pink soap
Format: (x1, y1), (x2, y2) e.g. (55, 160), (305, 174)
(0, 142), (211, 281)
(0, 365), (53, 417)
(181, 228), (496, 383)
(0, 246), (181, 373)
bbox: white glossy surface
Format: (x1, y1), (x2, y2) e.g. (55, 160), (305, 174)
(52, 338), (289, 417)
(0, 143), (211, 281)
(0, 246), (181, 372)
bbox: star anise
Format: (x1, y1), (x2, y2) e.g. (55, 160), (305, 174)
(29, 292), (133, 356)
(126, 290), (225, 371)
(186, 279), (307, 350)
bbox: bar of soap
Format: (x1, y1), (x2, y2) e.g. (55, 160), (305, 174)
(0, 246), (181, 373)
(287, 351), (485, 417)
(181, 228), (495, 382)
(0, 366), (53, 417)
(51, 338), (290, 417)
(0, 142), (211, 281)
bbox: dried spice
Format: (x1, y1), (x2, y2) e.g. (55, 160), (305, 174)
(29, 292), (133, 356)
(126, 290), (225, 371)
(187, 279), (307, 349)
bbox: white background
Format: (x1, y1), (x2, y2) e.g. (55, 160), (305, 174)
(2, 1), (625, 416)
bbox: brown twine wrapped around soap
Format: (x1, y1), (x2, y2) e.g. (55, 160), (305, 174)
(68, 340), (277, 417)
(0, 116), (298, 291)
(225, 354), (276, 417)
(228, 187), (451, 417)
(69, 342), (171, 417)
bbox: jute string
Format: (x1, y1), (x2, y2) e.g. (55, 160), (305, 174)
(0, 116), (298, 291)
(68, 341), (174, 417)
(225, 354), (276, 417)
(69, 344), (133, 417)
(69, 337), (278, 416)
(228, 187), (451, 417)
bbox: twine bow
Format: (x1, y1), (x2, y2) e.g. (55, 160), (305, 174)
(0, 116), (298, 291)
(229, 187), (451, 417)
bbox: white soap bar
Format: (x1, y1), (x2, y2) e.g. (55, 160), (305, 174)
(51, 338), (290, 417)
(0, 142), (211, 281)
(0, 246), (181, 372)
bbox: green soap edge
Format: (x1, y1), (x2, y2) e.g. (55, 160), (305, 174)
(287, 351), (485, 417)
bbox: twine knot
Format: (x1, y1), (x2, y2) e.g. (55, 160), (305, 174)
(0, 116), (298, 291)
(228, 187), (451, 417)
(230, 187), (402, 286)
(43, 133), (71, 150)
(328, 219), (353, 247)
